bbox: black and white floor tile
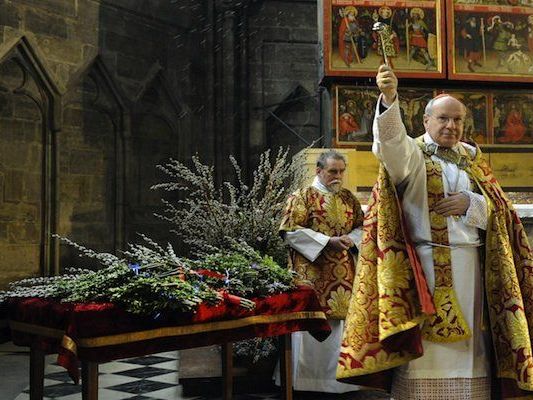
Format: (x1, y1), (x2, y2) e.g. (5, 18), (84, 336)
(7, 351), (287, 400)
(12, 351), (190, 400)
(1, 344), (387, 400)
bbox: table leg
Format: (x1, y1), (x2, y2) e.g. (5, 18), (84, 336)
(279, 334), (293, 400)
(29, 344), (45, 400)
(81, 361), (99, 400)
(221, 342), (233, 400)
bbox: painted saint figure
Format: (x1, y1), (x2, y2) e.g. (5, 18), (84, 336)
(338, 6), (366, 66)
(528, 15), (533, 52)
(500, 103), (527, 143)
(487, 15), (512, 69)
(338, 106), (360, 138)
(460, 15), (483, 72)
(408, 8), (436, 69)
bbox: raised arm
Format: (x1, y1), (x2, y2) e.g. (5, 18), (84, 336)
(372, 65), (423, 186)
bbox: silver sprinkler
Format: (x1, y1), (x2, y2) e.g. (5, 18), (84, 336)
(372, 22), (389, 66)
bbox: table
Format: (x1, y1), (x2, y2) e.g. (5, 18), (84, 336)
(1, 286), (331, 400)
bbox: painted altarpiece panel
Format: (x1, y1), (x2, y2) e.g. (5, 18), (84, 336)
(493, 92), (533, 144)
(322, 0), (446, 78)
(334, 87), (533, 146)
(448, 0), (533, 82)
(334, 85), (434, 145)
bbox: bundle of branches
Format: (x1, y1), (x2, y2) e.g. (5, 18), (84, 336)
(153, 148), (307, 266)
(0, 238), (296, 316)
(1, 148), (305, 324)
(1, 148), (307, 363)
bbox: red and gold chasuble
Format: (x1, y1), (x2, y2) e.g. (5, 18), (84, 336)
(336, 143), (533, 398)
(279, 187), (364, 319)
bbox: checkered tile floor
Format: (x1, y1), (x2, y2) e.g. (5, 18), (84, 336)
(2, 347), (388, 400)
(11, 351), (186, 400)
(7, 351), (283, 400)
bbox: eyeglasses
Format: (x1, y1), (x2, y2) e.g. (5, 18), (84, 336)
(429, 115), (465, 125)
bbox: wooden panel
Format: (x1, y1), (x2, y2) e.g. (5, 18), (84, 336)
(447, 0), (533, 83)
(350, 151), (379, 188)
(488, 153), (533, 189)
(302, 150), (533, 193)
(321, 0), (447, 79)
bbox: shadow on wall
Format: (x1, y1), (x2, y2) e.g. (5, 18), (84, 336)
(266, 85), (321, 159)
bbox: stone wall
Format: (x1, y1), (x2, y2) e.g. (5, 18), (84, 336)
(247, 0), (322, 168)
(0, 0), (328, 288)
(0, 0), (211, 287)
(178, 0), (324, 382)
(200, 0), (321, 181)
(0, 62), (44, 287)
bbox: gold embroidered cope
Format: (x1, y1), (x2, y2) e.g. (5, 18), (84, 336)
(337, 143), (533, 395)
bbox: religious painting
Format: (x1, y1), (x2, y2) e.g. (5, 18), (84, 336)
(448, 0), (533, 82)
(397, 88), (434, 137)
(321, 0), (446, 79)
(492, 92), (533, 144)
(444, 91), (490, 144)
(334, 85), (434, 145)
(334, 86), (379, 145)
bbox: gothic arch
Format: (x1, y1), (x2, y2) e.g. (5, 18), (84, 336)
(64, 56), (128, 131)
(0, 35), (61, 282)
(60, 56), (128, 265)
(134, 68), (186, 135)
(126, 69), (187, 245)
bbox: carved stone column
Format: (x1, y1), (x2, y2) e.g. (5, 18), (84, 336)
(213, 0), (254, 181)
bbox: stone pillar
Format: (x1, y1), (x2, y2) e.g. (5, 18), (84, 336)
(213, 0), (253, 181)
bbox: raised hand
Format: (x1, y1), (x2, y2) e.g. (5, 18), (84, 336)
(376, 64), (398, 106)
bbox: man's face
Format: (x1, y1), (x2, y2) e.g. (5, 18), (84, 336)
(423, 96), (466, 148)
(316, 158), (346, 193)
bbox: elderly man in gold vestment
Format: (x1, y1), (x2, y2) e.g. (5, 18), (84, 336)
(278, 150), (364, 394)
(336, 65), (533, 400)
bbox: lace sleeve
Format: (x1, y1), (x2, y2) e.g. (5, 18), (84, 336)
(372, 94), (423, 186)
(461, 190), (488, 230)
(374, 95), (405, 142)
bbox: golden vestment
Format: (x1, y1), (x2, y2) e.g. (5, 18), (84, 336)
(279, 186), (363, 319)
(336, 144), (533, 398)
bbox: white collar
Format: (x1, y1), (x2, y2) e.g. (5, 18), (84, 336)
(312, 176), (335, 193)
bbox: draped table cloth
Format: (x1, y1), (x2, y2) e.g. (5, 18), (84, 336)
(0, 286), (331, 400)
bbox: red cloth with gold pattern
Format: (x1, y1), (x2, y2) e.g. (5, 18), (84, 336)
(279, 186), (364, 319)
